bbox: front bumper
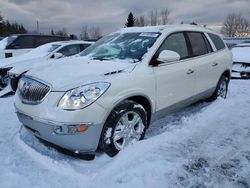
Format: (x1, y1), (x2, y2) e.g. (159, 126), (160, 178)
(16, 111), (103, 153)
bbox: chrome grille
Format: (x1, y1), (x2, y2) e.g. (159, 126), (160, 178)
(18, 76), (51, 104)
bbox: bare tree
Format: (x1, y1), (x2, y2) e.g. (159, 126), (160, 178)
(134, 8), (171, 27)
(88, 26), (102, 40)
(134, 18), (140, 27)
(80, 25), (89, 40)
(135, 16), (146, 27)
(221, 13), (250, 37)
(238, 18), (250, 36)
(80, 25), (102, 40)
(56, 28), (68, 37)
(160, 8), (170, 25)
(148, 10), (158, 26)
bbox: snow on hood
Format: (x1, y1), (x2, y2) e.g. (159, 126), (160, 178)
(26, 56), (136, 91)
(0, 43), (57, 68)
(8, 57), (49, 75)
(231, 46), (250, 63)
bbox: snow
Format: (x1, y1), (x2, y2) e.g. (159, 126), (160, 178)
(231, 46), (250, 63)
(0, 42), (60, 68)
(0, 79), (250, 187)
(0, 37), (8, 50)
(26, 57), (136, 91)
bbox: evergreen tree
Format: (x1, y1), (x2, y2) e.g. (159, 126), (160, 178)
(125, 12), (135, 27)
(0, 13), (27, 37)
(0, 13), (3, 22)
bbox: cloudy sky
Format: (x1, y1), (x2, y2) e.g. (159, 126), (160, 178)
(0, 0), (250, 35)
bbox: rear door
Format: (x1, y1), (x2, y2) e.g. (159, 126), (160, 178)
(152, 32), (195, 112)
(186, 32), (217, 95)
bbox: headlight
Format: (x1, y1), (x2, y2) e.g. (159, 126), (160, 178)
(58, 82), (110, 110)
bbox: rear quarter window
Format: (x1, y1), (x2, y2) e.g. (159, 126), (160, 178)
(208, 33), (225, 51)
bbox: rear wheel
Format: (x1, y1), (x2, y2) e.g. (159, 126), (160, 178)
(208, 75), (229, 101)
(99, 100), (147, 157)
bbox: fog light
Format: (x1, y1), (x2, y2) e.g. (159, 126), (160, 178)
(54, 124), (89, 135)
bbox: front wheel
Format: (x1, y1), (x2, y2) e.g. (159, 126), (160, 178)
(208, 75), (229, 101)
(99, 100), (147, 157)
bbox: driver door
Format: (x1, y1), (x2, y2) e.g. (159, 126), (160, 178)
(152, 32), (196, 112)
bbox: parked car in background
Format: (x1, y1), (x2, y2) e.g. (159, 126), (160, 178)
(0, 40), (94, 92)
(223, 37), (250, 49)
(0, 34), (69, 59)
(231, 43), (250, 79)
(15, 25), (232, 159)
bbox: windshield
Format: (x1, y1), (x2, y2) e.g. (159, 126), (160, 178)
(0, 36), (18, 50)
(48, 44), (61, 53)
(80, 32), (160, 62)
(7, 35), (18, 46)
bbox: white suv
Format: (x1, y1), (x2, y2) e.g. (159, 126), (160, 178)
(14, 25), (232, 159)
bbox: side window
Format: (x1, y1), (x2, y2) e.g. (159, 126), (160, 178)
(208, 33), (225, 50)
(35, 37), (55, 47)
(156, 32), (189, 60)
(10, 36), (34, 49)
(187, 32), (209, 57)
(58, 44), (81, 57)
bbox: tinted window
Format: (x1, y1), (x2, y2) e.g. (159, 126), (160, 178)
(58, 44), (81, 56)
(10, 36), (34, 49)
(35, 37), (55, 47)
(187, 32), (209, 57)
(157, 32), (189, 60)
(208, 33), (225, 50)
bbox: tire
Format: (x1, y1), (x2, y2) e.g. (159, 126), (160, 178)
(99, 100), (147, 157)
(208, 75), (229, 101)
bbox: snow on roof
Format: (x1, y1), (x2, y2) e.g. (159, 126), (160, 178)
(117, 24), (217, 35)
(50, 40), (94, 45)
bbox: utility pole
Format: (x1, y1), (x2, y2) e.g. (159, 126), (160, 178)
(36, 20), (40, 34)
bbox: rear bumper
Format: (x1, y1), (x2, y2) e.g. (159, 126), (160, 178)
(16, 111), (102, 154)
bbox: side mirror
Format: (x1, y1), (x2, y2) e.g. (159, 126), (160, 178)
(157, 50), (180, 63)
(52, 52), (64, 59)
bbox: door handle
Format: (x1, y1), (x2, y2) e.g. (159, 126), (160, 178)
(212, 62), (218, 67)
(186, 69), (194, 75)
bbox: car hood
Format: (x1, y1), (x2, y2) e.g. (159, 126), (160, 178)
(8, 58), (49, 75)
(26, 56), (136, 91)
(0, 54), (49, 69)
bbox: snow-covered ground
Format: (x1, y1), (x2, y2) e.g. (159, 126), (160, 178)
(0, 80), (250, 188)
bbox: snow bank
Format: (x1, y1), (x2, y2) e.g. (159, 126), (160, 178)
(0, 80), (250, 188)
